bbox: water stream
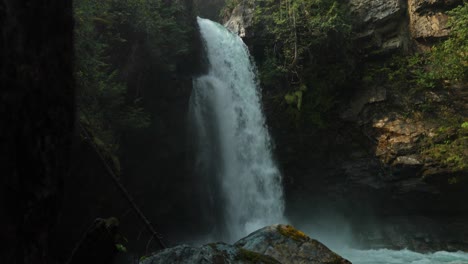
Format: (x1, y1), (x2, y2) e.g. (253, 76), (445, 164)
(189, 17), (285, 242)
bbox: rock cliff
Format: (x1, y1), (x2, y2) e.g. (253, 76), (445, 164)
(225, 0), (467, 251)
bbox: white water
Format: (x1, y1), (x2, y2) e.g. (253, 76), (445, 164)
(338, 248), (468, 264)
(189, 17), (285, 241)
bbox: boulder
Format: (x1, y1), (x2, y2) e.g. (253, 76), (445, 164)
(141, 225), (351, 264)
(140, 243), (280, 264)
(235, 225), (351, 264)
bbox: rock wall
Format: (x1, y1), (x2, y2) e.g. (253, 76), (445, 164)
(409, 0), (461, 40)
(225, 0), (468, 251)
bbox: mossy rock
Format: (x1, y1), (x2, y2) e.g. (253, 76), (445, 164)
(277, 224), (309, 242)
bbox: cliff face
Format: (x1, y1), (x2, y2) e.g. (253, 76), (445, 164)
(226, 0), (467, 251)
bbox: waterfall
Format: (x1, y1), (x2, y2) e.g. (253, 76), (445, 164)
(189, 17), (285, 242)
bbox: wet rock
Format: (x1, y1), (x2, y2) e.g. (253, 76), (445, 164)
(235, 225), (351, 264)
(141, 225), (351, 264)
(140, 243), (280, 264)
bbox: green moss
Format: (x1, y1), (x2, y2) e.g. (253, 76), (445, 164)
(236, 248), (280, 264)
(277, 225), (309, 242)
(422, 121), (468, 174)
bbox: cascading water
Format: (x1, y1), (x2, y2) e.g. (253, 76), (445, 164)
(189, 17), (285, 242)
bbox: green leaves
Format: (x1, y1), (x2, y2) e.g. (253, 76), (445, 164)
(251, 0), (353, 128)
(428, 2), (468, 83)
(284, 85), (306, 110)
(75, 0), (181, 158)
(115, 243), (127, 253)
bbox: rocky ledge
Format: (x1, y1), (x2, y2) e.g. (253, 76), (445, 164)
(140, 225), (351, 264)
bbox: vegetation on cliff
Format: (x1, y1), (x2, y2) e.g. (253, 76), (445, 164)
(251, 0), (354, 128)
(384, 2), (467, 177)
(354, 2), (467, 182)
(74, 0), (194, 163)
(426, 2), (468, 84)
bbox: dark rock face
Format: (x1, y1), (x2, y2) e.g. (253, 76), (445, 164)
(0, 0), (74, 263)
(349, 0), (409, 54)
(141, 225), (350, 264)
(224, 0), (468, 252)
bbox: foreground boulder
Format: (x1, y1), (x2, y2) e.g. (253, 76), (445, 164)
(236, 225), (351, 264)
(140, 243), (280, 264)
(140, 225), (351, 264)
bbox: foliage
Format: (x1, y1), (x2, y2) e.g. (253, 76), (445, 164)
(115, 243), (127, 253)
(422, 121), (468, 172)
(379, 2), (468, 92)
(252, 0), (354, 127)
(428, 2), (468, 83)
(361, 53), (434, 99)
(74, 0), (193, 157)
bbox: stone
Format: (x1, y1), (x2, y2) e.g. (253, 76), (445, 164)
(410, 11), (450, 39)
(140, 243), (280, 264)
(341, 85), (387, 121)
(393, 156), (422, 166)
(235, 225), (351, 264)
(141, 225), (351, 264)
(371, 117), (428, 162)
(349, 0), (407, 54)
(349, 0), (402, 25)
(412, 0), (462, 14)
(224, 0), (255, 38)
(407, 0), (462, 40)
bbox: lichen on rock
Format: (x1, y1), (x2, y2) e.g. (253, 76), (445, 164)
(141, 225), (350, 264)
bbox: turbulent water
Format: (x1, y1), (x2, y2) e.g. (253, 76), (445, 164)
(337, 248), (468, 264)
(189, 17), (285, 242)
